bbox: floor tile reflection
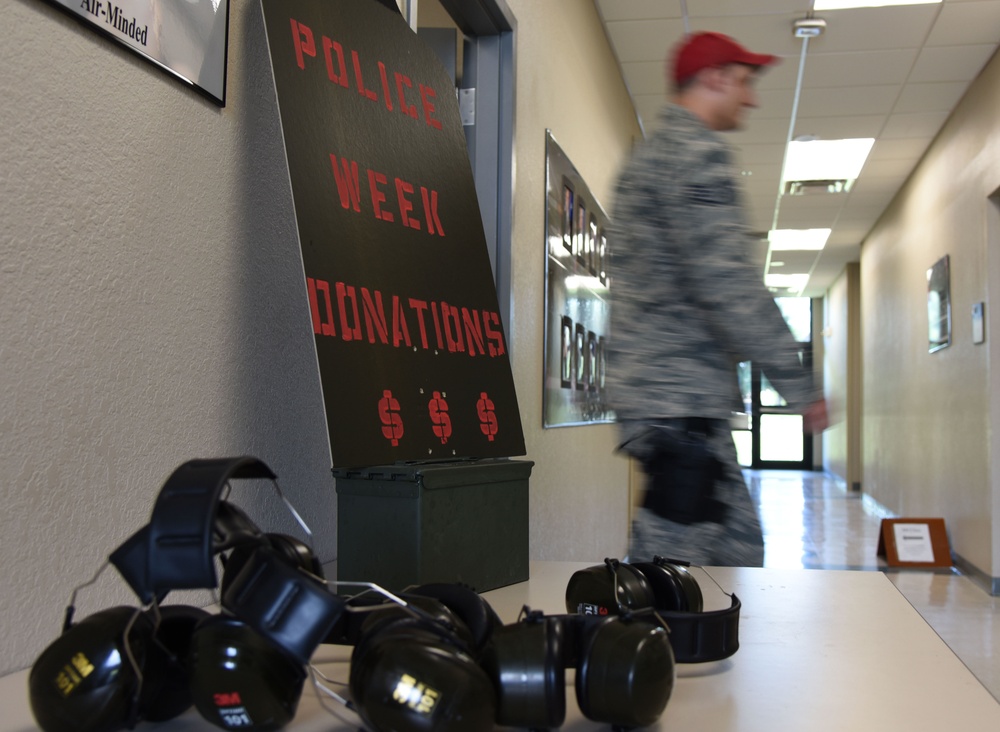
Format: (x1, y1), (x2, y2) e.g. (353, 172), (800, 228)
(748, 469), (1000, 703)
(747, 469), (885, 570)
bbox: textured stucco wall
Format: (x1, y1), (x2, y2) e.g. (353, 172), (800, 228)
(1, 0), (335, 675)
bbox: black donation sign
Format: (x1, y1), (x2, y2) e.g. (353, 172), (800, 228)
(261, 0), (525, 467)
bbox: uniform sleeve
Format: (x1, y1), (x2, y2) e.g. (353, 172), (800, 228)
(669, 142), (820, 411)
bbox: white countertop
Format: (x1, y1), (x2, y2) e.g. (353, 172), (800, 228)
(4, 561), (999, 731)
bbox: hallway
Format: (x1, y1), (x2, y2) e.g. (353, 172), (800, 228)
(749, 470), (1000, 702)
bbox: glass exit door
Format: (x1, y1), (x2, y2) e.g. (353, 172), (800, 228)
(733, 298), (814, 469)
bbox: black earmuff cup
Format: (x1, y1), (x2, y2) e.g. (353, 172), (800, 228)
(407, 583), (502, 656)
(630, 560), (704, 613)
(29, 607), (153, 732)
(575, 616), (675, 728)
(564, 562), (656, 615)
(350, 618), (497, 732)
(188, 616), (307, 731)
(140, 605), (211, 723)
(481, 618), (566, 729)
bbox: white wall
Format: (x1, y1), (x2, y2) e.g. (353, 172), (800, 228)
(0, 0), (642, 674)
(862, 47), (1000, 579)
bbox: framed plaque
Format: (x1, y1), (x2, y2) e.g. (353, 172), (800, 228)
(44, 0), (230, 105)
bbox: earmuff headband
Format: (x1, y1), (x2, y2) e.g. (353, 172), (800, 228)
(109, 457), (276, 603)
(659, 594), (740, 663)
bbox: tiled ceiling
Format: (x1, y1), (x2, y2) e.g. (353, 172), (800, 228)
(593, 0), (1000, 297)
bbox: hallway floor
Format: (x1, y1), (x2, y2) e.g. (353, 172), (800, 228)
(748, 469), (1000, 702)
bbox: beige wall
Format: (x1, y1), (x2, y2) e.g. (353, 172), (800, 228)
(503, 0), (642, 562)
(0, 0), (642, 674)
(862, 48), (1000, 578)
(824, 263), (862, 489)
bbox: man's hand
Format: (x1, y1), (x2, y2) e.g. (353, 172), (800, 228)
(803, 399), (828, 434)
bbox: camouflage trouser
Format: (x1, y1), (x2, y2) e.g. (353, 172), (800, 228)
(622, 419), (764, 567)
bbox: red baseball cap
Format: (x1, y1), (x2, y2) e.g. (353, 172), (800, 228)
(672, 32), (778, 86)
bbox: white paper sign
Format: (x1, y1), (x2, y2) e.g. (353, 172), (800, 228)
(893, 523), (936, 563)
(47, 0), (230, 104)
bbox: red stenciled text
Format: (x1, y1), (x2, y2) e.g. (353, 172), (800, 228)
(329, 154), (445, 237)
(289, 17), (444, 132)
(307, 277), (506, 359)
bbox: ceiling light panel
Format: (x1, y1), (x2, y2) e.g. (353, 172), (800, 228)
(813, 0), (940, 9)
(782, 138), (875, 182)
(764, 273), (810, 292)
(768, 229), (832, 251)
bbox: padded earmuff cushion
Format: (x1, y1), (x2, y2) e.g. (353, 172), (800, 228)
(139, 605), (211, 723)
(406, 583), (502, 656)
(188, 615), (307, 731)
(29, 607), (153, 732)
(574, 615), (675, 728)
(265, 533), (324, 578)
(349, 615), (497, 732)
(480, 616), (566, 730)
(630, 560), (704, 613)
(213, 502), (266, 555)
(357, 595), (474, 650)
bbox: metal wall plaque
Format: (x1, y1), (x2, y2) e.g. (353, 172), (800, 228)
(44, 0), (230, 105)
(543, 131), (614, 427)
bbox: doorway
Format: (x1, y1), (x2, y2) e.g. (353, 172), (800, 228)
(734, 297), (815, 469)
(414, 0), (517, 340)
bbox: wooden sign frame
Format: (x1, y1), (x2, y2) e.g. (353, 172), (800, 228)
(877, 518), (952, 568)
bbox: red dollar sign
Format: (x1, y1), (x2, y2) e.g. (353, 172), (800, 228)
(428, 391), (452, 444)
(378, 390), (404, 446)
(477, 391), (498, 442)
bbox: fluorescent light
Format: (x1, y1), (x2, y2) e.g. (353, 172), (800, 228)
(814, 0), (940, 9)
(765, 274), (810, 291)
(768, 229), (831, 251)
(783, 138), (874, 183)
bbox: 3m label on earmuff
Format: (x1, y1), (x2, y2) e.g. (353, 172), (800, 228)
(54, 652), (96, 697)
(576, 603), (610, 616)
(212, 692), (254, 728)
(392, 674), (440, 715)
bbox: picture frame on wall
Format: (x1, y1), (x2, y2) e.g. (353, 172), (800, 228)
(44, 0), (231, 105)
(927, 255), (952, 353)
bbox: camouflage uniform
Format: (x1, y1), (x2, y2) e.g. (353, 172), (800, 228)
(607, 104), (820, 567)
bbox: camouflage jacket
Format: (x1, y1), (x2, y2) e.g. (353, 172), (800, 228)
(606, 104), (820, 429)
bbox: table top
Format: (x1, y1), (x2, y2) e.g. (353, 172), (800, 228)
(5, 561), (1000, 731)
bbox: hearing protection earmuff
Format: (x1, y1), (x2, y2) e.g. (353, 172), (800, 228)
(29, 456), (344, 732)
(480, 608), (675, 730)
(314, 580), (501, 732)
(27, 603), (211, 732)
(564, 556), (741, 663)
(33, 461), (705, 732)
